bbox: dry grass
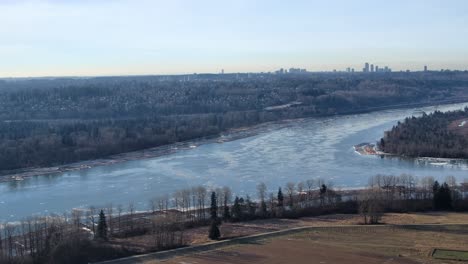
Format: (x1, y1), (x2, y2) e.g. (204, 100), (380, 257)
(381, 212), (468, 224)
(110, 212), (468, 254)
(156, 224), (468, 264)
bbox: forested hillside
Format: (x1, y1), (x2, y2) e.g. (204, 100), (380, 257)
(1, 71), (468, 171)
(379, 108), (468, 158)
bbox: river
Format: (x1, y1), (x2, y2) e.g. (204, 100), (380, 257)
(1, 103), (467, 222)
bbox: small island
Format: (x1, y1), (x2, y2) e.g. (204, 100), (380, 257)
(378, 107), (468, 159)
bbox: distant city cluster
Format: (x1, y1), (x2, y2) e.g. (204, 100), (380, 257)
(341, 63), (432, 73)
(209, 64), (465, 77)
(274, 68), (307, 74)
(362, 62), (391, 73)
(271, 63), (432, 75)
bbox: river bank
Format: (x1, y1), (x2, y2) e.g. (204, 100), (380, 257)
(0, 120), (294, 183)
(2, 99), (468, 184)
(353, 143), (386, 156)
(2, 102), (468, 222)
(354, 142), (468, 167)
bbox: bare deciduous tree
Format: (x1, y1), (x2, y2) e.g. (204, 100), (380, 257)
(285, 182), (295, 208)
(106, 204), (114, 237)
(359, 188), (384, 224)
(419, 176), (435, 200)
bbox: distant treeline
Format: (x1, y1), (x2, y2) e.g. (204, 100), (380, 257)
(379, 107), (468, 158)
(1, 72), (468, 171)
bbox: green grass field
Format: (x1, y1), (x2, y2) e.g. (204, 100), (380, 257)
(433, 249), (468, 261)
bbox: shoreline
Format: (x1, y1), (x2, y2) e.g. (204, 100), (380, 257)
(354, 142), (468, 165)
(2, 100), (468, 183)
(0, 120), (294, 183)
(353, 143), (387, 156)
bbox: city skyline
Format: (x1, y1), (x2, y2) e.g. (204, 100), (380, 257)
(1, 0), (468, 77)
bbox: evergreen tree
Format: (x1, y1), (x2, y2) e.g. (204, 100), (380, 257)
(97, 209), (108, 241)
(320, 184), (327, 195)
(433, 181), (453, 210)
(433, 181), (440, 194)
(232, 196), (242, 221)
(210, 191), (217, 220)
(277, 187), (284, 207)
(208, 220), (221, 240)
(319, 184), (327, 206)
(208, 191), (222, 239)
(433, 181), (441, 209)
(438, 183), (453, 210)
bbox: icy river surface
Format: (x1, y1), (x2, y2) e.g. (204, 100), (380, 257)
(1, 103), (467, 221)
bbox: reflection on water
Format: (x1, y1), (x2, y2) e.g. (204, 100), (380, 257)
(1, 103), (467, 221)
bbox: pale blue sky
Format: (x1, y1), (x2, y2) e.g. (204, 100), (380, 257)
(1, 0), (468, 77)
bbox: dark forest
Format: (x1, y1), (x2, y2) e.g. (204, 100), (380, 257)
(1, 71), (468, 171)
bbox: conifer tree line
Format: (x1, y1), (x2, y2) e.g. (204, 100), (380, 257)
(358, 174), (466, 224)
(379, 107), (468, 158)
(0, 174), (467, 263)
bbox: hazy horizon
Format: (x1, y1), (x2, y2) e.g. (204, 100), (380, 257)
(1, 0), (468, 77)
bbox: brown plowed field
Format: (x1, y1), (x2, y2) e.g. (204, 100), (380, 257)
(142, 213), (468, 264)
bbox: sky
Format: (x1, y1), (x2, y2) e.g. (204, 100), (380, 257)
(1, 0), (468, 77)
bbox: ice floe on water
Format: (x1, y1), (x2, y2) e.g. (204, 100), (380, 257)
(0, 102), (467, 221)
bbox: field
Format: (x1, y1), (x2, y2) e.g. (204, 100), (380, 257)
(154, 225), (468, 264)
(110, 212), (468, 253)
(433, 249), (468, 261)
(113, 213), (468, 264)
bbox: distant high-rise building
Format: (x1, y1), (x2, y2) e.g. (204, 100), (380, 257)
(346, 67), (351, 73)
(351, 68), (355, 73)
(370, 64), (374, 72)
(289, 68), (301, 73)
(363, 62), (370, 72)
(221, 69), (224, 74)
(287, 68), (307, 74)
(424, 65), (428, 72)
(275, 68), (284, 74)
(375, 66), (379, 72)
